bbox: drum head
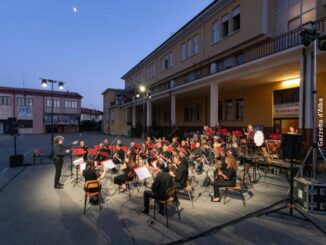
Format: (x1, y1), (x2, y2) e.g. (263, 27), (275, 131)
(254, 131), (264, 147)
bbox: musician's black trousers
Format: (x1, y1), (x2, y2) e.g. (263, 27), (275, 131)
(53, 157), (63, 187)
(214, 180), (235, 198)
(114, 172), (129, 185)
(114, 171), (134, 186)
(143, 190), (164, 212)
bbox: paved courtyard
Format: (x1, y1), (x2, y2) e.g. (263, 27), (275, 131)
(0, 133), (325, 244)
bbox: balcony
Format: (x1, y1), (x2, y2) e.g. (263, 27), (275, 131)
(150, 17), (326, 95)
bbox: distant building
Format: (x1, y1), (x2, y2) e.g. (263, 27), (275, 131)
(81, 108), (103, 122)
(0, 86), (82, 134)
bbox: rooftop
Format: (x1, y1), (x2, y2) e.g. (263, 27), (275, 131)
(0, 86), (83, 99)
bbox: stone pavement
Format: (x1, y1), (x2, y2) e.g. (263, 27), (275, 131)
(0, 160), (325, 245)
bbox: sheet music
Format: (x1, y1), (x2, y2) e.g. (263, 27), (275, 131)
(134, 166), (151, 180)
(79, 163), (86, 172)
(103, 159), (116, 169)
(73, 158), (84, 166)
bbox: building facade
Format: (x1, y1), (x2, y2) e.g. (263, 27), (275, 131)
(0, 86), (82, 134)
(81, 108), (103, 122)
(103, 0), (326, 147)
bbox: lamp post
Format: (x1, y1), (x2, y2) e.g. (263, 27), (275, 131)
(136, 85), (151, 138)
(40, 79), (64, 155)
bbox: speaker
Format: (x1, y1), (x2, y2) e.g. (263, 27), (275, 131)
(10, 154), (24, 168)
(281, 134), (303, 160)
(8, 117), (18, 136)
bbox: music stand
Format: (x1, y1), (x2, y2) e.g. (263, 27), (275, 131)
(71, 157), (84, 187)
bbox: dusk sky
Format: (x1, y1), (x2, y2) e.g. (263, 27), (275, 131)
(0, 0), (213, 110)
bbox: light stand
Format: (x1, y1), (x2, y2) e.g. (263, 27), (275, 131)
(298, 24), (326, 178)
(40, 79), (65, 158)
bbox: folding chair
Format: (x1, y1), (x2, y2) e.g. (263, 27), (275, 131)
(84, 180), (102, 214)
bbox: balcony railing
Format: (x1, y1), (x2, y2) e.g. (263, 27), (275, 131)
(150, 17), (326, 95)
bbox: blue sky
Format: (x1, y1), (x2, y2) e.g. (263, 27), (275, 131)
(0, 0), (213, 110)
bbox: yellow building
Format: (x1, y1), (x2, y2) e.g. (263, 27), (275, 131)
(102, 0), (326, 147)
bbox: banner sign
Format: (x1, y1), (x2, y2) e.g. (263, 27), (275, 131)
(44, 114), (79, 125)
(18, 106), (32, 118)
(274, 103), (299, 118)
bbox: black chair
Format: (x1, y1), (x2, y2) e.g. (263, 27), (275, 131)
(154, 187), (181, 228)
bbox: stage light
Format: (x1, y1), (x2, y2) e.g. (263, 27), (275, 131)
(136, 93), (140, 98)
(58, 82), (64, 90)
(147, 92), (151, 99)
(300, 28), (314, 47)
(41, 79), (48, 87)
(73, 7), (78, 13)
(139, 85), (146, 93)
(282, 78), (300, 86)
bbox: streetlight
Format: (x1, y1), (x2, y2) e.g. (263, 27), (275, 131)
(40, 78), (65, 156)
(135, 85), (151, 138)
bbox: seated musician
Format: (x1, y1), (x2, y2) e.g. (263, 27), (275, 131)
(212, 156), (237, 202)
(103, 138), (111, 156)
(169, 156), (188, 190)
(191, 142), (203, 173)
(117, 139), (123, 147)
(218, 150), (227, 171)
(83, 161), (102, 204)
(171, 137), (179, 148)
(179, 151), (189, 169)
(180, 140), (190, 156)
(288, 126), (298, 134)
(129, 141), (138, 156)
(95, 143), (109, 161)
(112, 144), (125, 165)
(111, 144), (125, 173)
(79, 140), (88, 161)
(141, 162), (173, 215)
(113, 152), (137, 192)
(161, 145), (172, 163)
(154, 142), (163, 155)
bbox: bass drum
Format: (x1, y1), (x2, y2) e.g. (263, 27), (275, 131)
(254, 130), (265, 147)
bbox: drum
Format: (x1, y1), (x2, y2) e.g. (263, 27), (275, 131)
(254, 130), (265, 147)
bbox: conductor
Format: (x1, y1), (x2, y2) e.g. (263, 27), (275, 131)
(53, 136), (77, 189)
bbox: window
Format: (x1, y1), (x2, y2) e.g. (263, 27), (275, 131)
(146, 64), (156, 79)
(0, 96), (11, 105)
(64, 100), (77, 109)
(17, 97), (33, 107)
(187, 39), (193, 57)
(184, 105), (201, 122)
(18, 120), (33, 128)
(134, 72), (143, 83)
(225, 100), (233, 121)
(274, 87), (299, 105)
(218, 101), (223, 121)
(235, 98), (244, 120)
(110, 110), (115, 122)
(161, 52), (173, 71)
(222, 14), (229, 37)
(181, 43), (187, 60)
(193, 34), (199, 54)
(46, 99), (60, 108)
(288, 17), (301, 31)
(185, 70), (201, 82)
(212, 21), (220, 43)
(232, 6), (240, 32)
(181, 34), (199, 60)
